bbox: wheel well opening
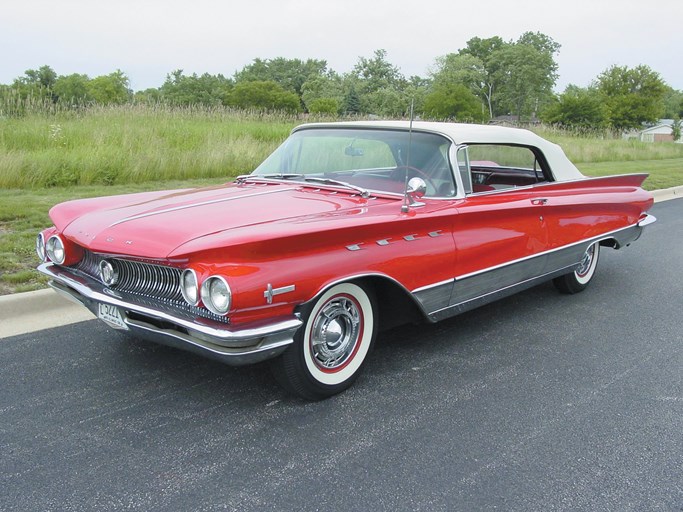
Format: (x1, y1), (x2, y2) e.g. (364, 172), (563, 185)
(599, 238), (619, 249)
(351, 276), (425, 331)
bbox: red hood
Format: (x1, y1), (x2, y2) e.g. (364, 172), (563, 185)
(54, 182), (398, 259)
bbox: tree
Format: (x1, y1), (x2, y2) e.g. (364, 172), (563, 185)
(11, 65), (58, 102)
(301, 72), (343, 112)
(455, 33), (560, 120)
(517, 31), (561, 57)
(540, 85), (607, 129)
(430, 53), (488, 117)
(234, 57), (328, 107)
(662, 87), (683, 118)
(596, 65), (667, 129)
(457, 36), (506, 118)
(160, 70), (232, 106)
(342, 83), (361, 114)
(353, 49), (404, 92)
(86, 70), (131, 105)
(21, 65), (58, 89)
(403, 76), (430, 115)
(423, 83), (484, 121)
(459, 36), (505, 63)
(227, 80), (301, 112)
(488, 33), (559, 120)
(134, 88), (163, 104)
(53, 74), (92, 106)
(307, 98), (340, 114)
(489, 42), (558, 120)
(364, 87), (409, 117)
(351, 49), (413, 116)
(672, 117), (682, 142)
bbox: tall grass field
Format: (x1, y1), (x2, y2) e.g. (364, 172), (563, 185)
(1, 105), (682, 294)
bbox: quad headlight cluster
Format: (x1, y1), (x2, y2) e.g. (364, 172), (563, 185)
(37, 232), (83, 266)
(181, 269), (231, 315)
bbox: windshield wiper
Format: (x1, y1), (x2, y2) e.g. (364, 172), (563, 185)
(235, 173), (305, 183)
(302, 177), (370, 198)
(237, 174), (370, 198)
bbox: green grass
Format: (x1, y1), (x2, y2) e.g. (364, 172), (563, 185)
(536, 127), (683, 164)
(1, 105), (682, 295)
(0, 105), (297, 188)
(577, 158), (683, 190)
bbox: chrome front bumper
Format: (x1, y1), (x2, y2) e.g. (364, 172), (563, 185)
(38, 263), (301, 366)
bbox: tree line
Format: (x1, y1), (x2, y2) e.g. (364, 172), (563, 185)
(2, 31), (682, 131)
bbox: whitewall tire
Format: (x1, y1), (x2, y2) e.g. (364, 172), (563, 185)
(553, 242), (600, 294)
(271, 282), (377, 400)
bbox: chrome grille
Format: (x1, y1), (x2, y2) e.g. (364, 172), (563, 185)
(113, 258), (183, 302)
(70, 250), (228, 323)
(77, 249), (102, 279)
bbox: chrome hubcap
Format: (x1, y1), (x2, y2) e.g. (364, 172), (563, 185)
(310, 297), (361, 370)
(576, 245), (595, 277)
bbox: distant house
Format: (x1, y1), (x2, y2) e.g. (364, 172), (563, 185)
(631, 119), (680, 143)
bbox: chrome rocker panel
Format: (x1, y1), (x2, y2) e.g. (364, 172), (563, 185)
(38, 263), (302, 366)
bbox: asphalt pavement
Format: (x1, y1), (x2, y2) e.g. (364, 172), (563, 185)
(1, 199), (681, 511)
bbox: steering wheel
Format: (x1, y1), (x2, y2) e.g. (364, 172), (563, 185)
(390, 166), (437, 192)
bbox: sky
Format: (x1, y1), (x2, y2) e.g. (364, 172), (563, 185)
(1, 0), (681, 92)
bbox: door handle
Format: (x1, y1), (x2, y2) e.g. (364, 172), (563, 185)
(531, 198), (548, 205)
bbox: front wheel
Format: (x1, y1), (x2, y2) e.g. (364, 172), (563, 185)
(270, 282), (377, 400)
(553, 242), (600, 294)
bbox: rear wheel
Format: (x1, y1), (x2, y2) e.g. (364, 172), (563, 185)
(271, 282), (377, 400)
(553, 242), (600, 294)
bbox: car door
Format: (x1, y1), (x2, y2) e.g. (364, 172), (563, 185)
(445, 145), (549, 316)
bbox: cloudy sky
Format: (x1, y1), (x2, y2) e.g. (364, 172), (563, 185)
(1, 0), (681, 92)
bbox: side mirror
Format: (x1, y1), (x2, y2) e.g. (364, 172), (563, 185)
(407, 177), (426, 200)
(401, 177), (427, 212)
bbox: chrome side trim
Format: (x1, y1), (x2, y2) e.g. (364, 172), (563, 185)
(413, 278), (455, 294)
(429, 265), (575, 322)
(264, 283), (296, 304)
(413, 280), (454, 313)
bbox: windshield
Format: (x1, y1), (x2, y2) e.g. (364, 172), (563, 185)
(252, 128), (457, 197)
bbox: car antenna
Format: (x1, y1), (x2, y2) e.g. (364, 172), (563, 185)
(401, 99), (415, 213)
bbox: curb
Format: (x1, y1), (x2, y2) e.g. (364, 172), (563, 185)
(0, 288), (94, 339)
(1, 185), (681, 339)
(651, 185), (683, 202)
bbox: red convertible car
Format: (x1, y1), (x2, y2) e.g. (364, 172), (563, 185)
(37, 121), (655, 399)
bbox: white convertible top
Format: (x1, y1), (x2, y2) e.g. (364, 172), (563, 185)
(294, 120), (585, 182)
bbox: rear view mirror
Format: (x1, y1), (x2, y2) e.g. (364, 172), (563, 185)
(344, 146), (364, 157)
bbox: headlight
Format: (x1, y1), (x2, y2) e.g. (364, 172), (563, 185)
(36, 233), (46, 262)
(180, 269), (199, 306)
(46, 235), (66, 264)
(201, 276), (231, 315)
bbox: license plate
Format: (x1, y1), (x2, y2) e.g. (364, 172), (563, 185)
(97, 303), (128, 330)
